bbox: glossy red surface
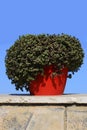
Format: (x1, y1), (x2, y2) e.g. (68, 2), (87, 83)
(30, 65), (68, 95)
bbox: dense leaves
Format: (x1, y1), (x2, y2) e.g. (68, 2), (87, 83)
(5, 34), (84, 91)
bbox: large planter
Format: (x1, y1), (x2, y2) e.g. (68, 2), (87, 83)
(29, 65), (68, 95)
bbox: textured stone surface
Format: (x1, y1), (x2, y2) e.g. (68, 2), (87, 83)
(26, 106), (65, 130)
(0, 94), (87, 104)
(0, 95), (87, 130)
(0, 106), (65, 130)
(0, 106), (33, 130)
(67, 106), (87, 130)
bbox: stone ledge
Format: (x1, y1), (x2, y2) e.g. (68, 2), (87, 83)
(0, 94), (87, 104)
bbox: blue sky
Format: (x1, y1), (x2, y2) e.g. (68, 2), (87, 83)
(0, 0), (87, 94)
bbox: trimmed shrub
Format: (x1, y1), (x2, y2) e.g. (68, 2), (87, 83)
(5, 34), (84, 91)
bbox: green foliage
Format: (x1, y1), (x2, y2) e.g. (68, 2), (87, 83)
(5, 34), (84, 91)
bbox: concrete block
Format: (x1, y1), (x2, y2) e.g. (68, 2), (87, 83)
(26, 106), (65, 130)
(0, 106), (34, 130)
(67, 106), (87, 130)
(0, 106), (65, 130)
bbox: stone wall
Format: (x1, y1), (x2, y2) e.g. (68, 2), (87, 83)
(0, 95), (87, 130)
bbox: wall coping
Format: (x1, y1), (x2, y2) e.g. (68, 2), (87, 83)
(0, 94), (87, 105)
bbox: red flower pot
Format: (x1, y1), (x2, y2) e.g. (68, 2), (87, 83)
(29, 65), (68, 95)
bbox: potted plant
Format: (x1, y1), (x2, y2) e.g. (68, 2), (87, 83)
(5, 34), (84, 95)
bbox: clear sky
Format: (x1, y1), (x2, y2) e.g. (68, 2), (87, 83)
(0, 0), (87, 94)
